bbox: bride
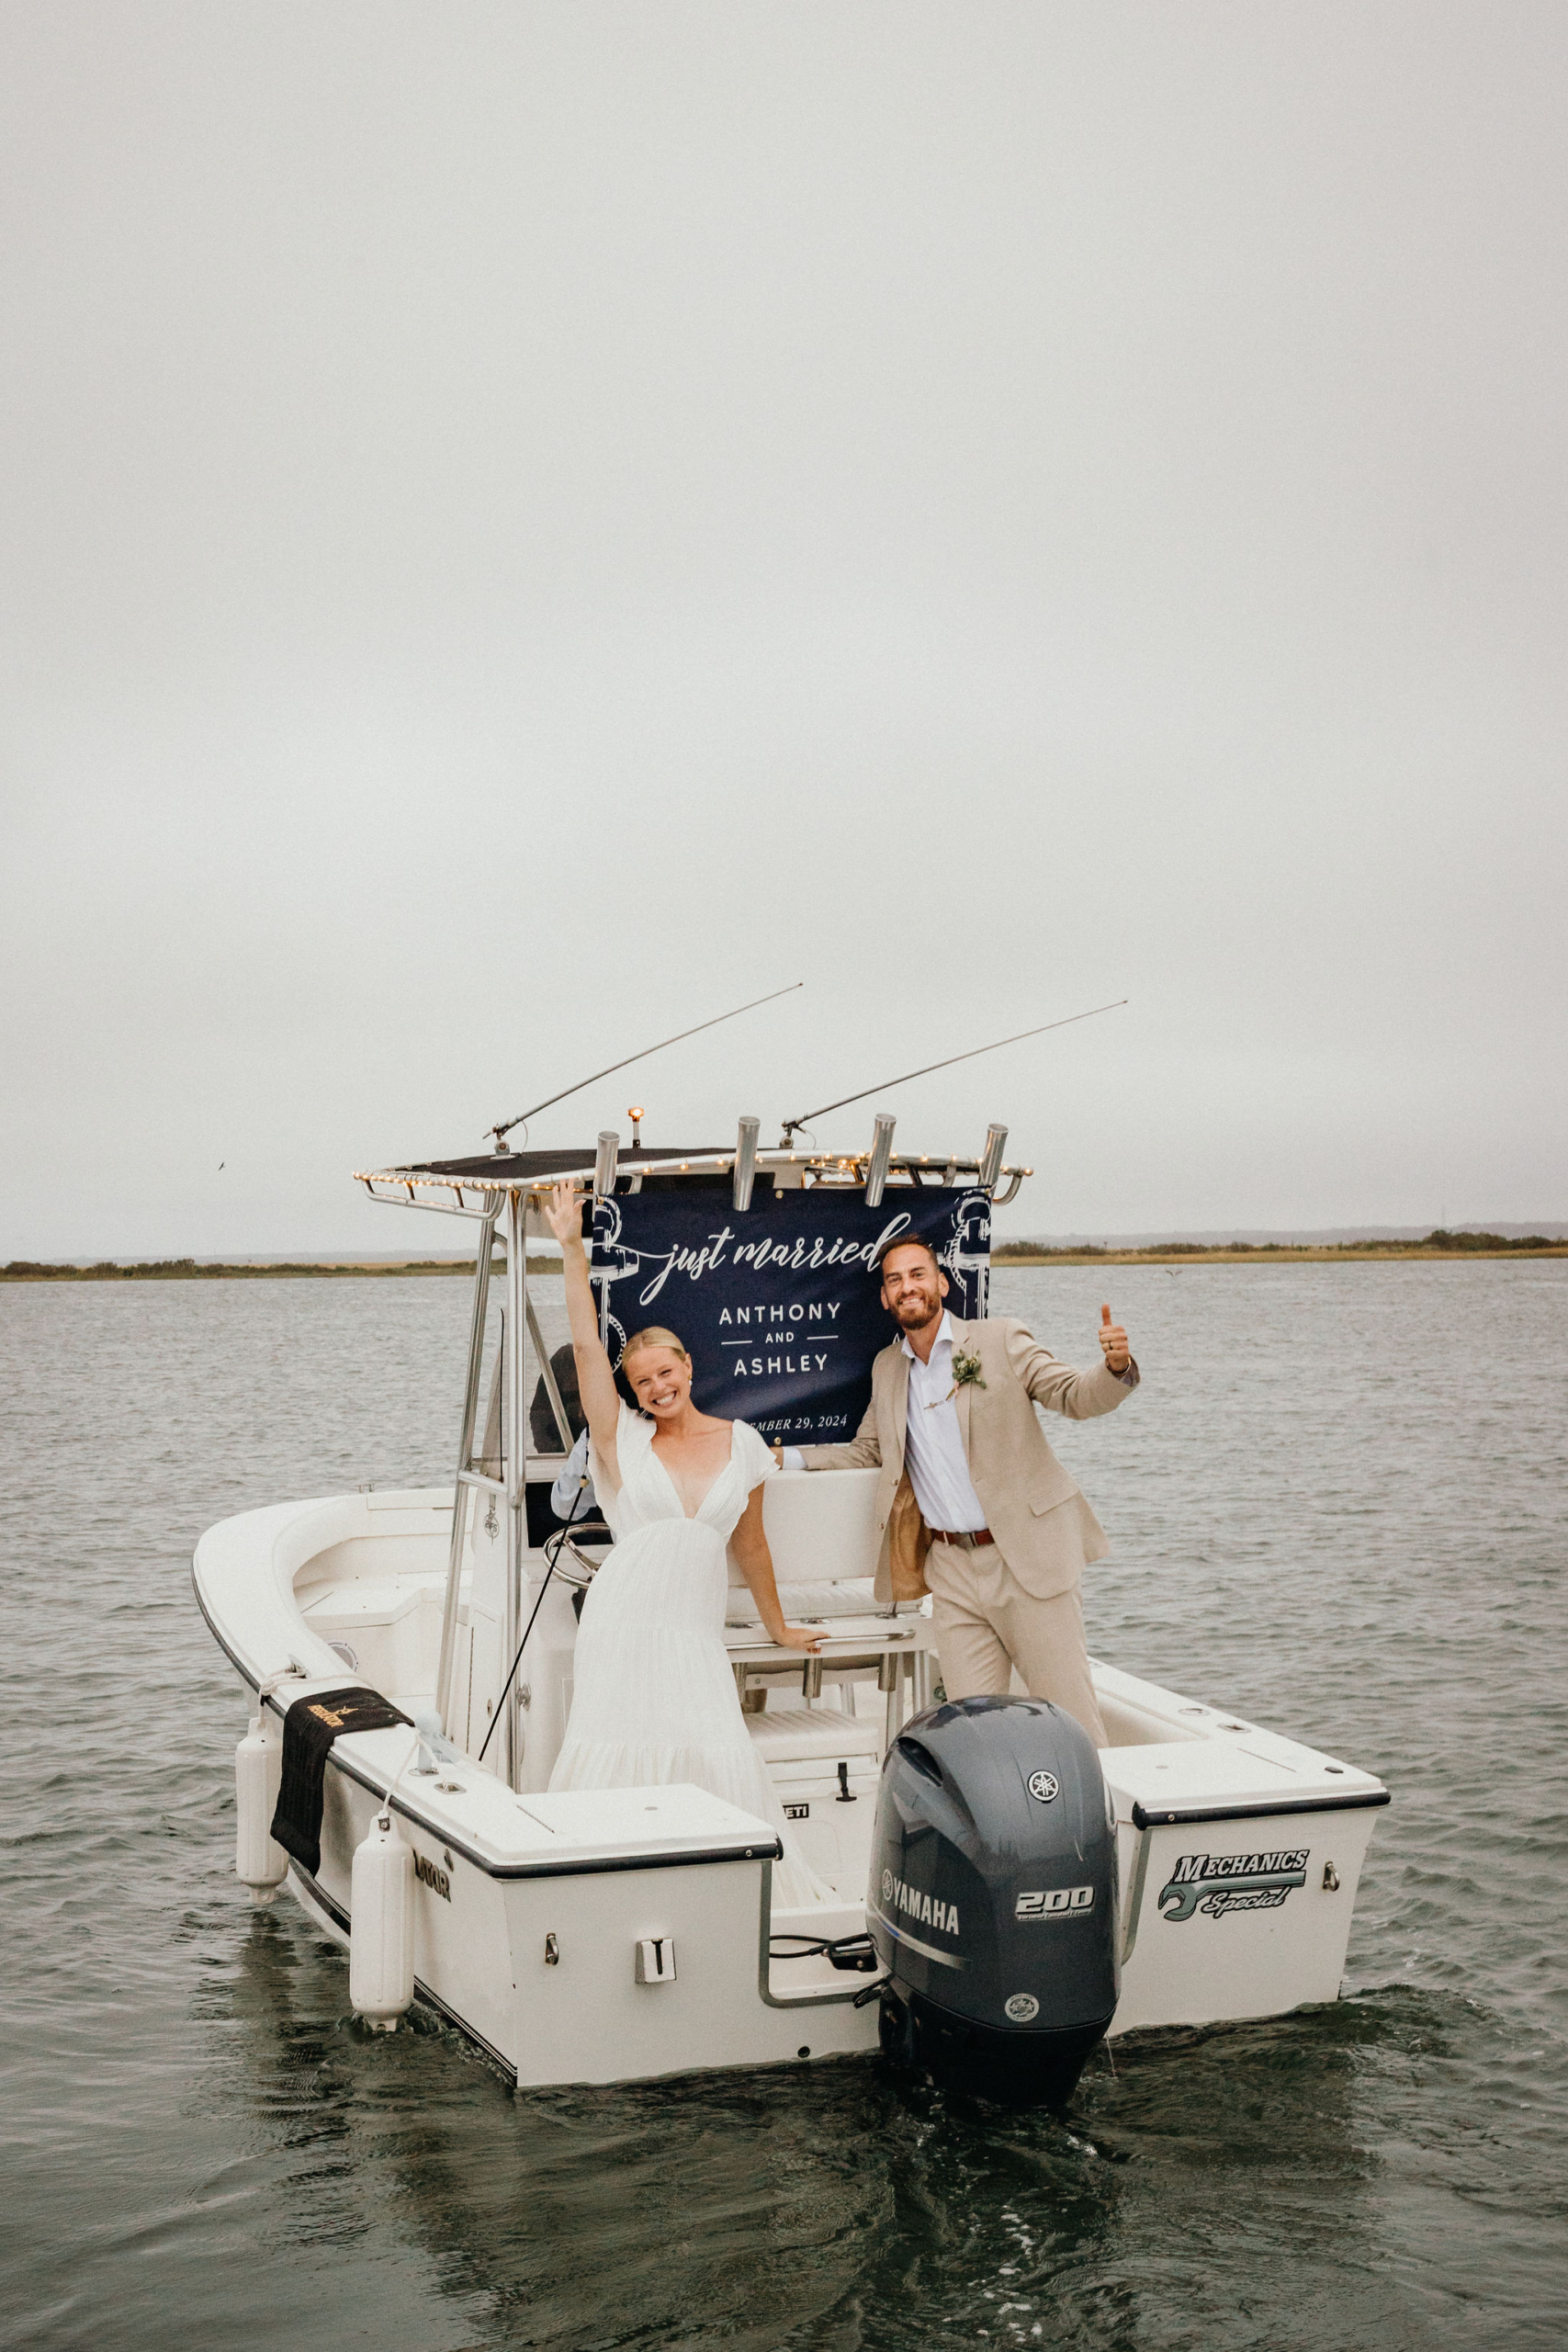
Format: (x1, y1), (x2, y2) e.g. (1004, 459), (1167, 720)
(542, 1182), (833, 1909)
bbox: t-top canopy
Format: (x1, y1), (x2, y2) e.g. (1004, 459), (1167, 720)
(412, 1147), (727, 1182)
(354, 1140), (1032, 1205)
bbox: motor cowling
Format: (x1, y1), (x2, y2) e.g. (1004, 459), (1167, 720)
(870, 1694), (1119, 2105)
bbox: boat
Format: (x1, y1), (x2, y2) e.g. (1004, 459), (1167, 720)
(196, 1118), (1389, 2101)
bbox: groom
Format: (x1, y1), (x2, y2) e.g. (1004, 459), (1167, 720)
(781, 1237), (1138, 1746)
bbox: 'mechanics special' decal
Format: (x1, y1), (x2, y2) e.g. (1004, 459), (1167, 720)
(1157, 1849), (1308, 1922)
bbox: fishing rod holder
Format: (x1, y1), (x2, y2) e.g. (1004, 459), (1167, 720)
(863, 1114), (897, 1208)
(732, 1116), (761, 1211)
(977, 1124), (1008, 1193)
(592, 1131), (619, 1200)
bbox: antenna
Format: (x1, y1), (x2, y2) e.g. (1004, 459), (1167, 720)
(489, 982), (803, 1150)
(778, 1000), (1128, 1142)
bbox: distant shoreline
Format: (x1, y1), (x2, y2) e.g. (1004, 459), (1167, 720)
(0, 1257), (562, 1283)
(994, 1234), (1567, 1267)
(4, 1235), (1564, 1281)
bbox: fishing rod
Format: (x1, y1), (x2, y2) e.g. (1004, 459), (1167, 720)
(489, 981), (804, 1150)
(777, 999), (1128, 1142)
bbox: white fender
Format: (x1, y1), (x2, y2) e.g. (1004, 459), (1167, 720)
(235, 1710), (288, 1903)
(349, 1811), (414, 2029)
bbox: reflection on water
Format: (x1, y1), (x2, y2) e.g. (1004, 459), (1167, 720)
(214, 1899), (1553, 2352)
(1, 1265), (1565, 2348)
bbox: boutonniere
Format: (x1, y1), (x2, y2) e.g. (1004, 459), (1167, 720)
(949, 1346), (987, 1395)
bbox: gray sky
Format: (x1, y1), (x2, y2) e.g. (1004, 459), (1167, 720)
(3, 3), (1563, 1256)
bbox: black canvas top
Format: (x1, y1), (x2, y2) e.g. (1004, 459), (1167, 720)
(408, 1146), (730, 1182)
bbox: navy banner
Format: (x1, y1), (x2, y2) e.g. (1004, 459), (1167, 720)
(590, 1185), (990, 1442)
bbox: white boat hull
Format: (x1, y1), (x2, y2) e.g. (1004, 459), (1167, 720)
(195, 1484), (1388, 2087)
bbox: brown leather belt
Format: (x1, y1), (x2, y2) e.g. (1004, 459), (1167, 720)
(927, 1526), (995, 1548)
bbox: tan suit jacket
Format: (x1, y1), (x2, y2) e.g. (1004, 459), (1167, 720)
(798, 1316), (1137, 1605)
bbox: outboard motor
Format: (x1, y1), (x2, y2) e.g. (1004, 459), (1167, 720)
(870, 1694), (1118, 2105)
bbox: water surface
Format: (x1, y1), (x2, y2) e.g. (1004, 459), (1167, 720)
(2, 1262), (1563, 2348)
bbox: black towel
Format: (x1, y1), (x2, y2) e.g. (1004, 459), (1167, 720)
(269, 1685), (412, 1878)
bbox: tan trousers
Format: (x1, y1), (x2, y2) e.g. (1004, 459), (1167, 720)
(924, 1536), (1107, 1748)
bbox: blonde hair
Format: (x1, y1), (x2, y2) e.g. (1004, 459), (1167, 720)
(621, 1326), (690, 1366)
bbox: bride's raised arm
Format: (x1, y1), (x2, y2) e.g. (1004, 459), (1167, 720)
(542, 1182), (623, 1492)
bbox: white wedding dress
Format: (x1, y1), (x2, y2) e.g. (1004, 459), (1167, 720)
(549, 1405), (831, 1910)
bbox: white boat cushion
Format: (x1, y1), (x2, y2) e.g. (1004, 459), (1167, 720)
(744, 1706), (883, 1764)
(725, 1577), (879, 1624)
(728, 1466), (881, 1587)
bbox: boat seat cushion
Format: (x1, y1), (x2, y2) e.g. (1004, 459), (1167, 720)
(725, 1577), (879, 1624)
(744, 1706), (882, 1764)
(728, 1466), (881, 1587)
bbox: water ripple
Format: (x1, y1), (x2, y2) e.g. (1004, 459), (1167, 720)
(0, 1264), (1563, 2347)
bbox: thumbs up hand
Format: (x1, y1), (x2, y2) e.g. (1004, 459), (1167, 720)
(1098, 1303), (1131, 1374)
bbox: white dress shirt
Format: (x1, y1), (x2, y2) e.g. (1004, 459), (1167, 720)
(898, 1311), (989, 1532)
(777, 1315), (1138, 1521)
(776, 1315), (987, 1530)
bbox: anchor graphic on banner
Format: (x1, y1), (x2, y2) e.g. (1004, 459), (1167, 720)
(590, 1196), (645, 1367)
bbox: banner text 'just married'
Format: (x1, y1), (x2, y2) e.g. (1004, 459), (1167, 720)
(626, 1210), (920, 1307)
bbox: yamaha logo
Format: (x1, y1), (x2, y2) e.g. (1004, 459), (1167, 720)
(1004, 1993), (1040, 2022)
(881, 1871), (962, 1938)
(1026, 1770), (1059, 1804)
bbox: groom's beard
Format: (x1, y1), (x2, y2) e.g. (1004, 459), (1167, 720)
(890, 1296), (942, 1335)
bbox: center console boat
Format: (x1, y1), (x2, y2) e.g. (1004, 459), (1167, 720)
(196, 1123), (1387, 2100)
